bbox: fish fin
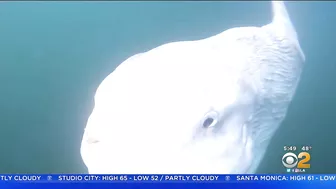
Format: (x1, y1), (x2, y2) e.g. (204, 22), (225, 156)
(271, 1), (305, 61)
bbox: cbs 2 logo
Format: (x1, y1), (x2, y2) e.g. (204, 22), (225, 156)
(282, 152), (311, 169)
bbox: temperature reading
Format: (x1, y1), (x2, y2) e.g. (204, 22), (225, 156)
(302, 146), (312, 151)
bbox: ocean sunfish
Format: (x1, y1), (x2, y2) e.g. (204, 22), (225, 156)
(80, 1), (305, 174)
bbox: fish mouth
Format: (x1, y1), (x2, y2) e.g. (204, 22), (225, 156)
(86, 137), (100, 144)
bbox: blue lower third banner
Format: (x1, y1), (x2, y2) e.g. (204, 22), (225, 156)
(0, 174), (335, 189)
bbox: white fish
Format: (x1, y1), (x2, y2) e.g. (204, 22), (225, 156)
(80, 1), (305, 174)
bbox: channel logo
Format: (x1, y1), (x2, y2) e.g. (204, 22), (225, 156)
(282, 152), (311, 170)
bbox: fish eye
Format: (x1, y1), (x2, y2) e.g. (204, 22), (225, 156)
(202, 111), (218, 128)
(203, 117), (214, 127)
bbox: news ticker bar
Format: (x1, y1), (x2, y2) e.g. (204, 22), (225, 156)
(0, 174), (335, 183)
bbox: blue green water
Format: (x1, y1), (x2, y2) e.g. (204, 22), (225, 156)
(0, 2), (335, 173)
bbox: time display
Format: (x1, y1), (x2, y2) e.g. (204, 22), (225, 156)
(284, 146), (297, 151)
